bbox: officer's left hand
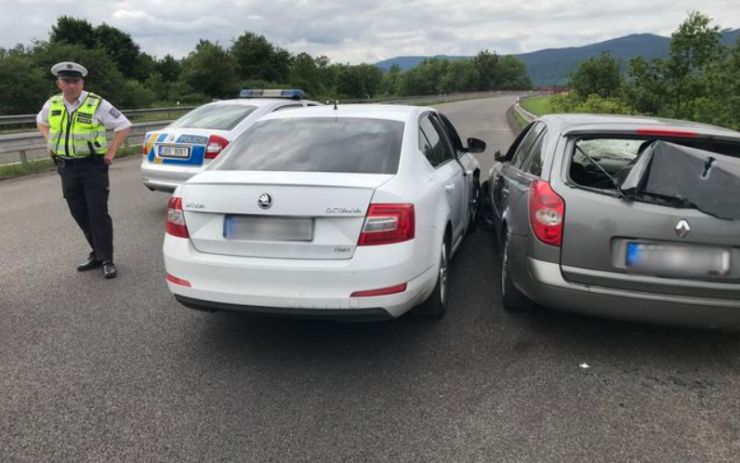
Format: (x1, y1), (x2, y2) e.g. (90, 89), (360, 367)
(103, 152), (115, 165)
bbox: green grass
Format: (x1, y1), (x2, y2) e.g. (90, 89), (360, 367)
(521, 95), (554, 116)
(0, 145), (142, 180)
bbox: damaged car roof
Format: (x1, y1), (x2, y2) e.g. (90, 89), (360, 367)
(542, 113), (740, 141)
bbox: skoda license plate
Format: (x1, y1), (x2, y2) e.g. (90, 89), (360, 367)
(224, 215), (313, 242)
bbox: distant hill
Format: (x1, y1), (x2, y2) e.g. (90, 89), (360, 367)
(375, 55), (468, 71)
(376, 29), (740, 87)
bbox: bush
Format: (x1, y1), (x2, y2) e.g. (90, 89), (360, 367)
(572, 94), (635, 115)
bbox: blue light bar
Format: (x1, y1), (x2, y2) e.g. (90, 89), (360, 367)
(239, 89), (306, 100)
(281, 89), (306, 99)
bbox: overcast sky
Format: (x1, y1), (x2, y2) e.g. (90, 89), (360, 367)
(2, 0), (739, 63)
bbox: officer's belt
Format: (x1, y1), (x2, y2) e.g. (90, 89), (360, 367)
(54, 156), (102, 167)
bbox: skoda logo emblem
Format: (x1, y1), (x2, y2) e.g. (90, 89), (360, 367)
(258, 193), (272, 210)
(675, 219), (691, 238)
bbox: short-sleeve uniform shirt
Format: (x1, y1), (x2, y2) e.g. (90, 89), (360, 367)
(36, 91), (132, 132)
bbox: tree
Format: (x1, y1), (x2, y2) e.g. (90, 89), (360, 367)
(624, 56), (667, 115)
(569, 52), (622, 99)
(94, 23), (144, 79)
(399, 58), (443, 95)
(662, 11), (723, 118)
(120, 79), (156, 108)
(289, 52), (322, 96)
(50, 16), (96, 49)
(497, 55), (532, 90)
(328, 63), (384, 99)
(179, 40), (239, 99)
(155, 55), (182, 82)
(30, 41), (128, 107)
(380, 64), (402, 96)
(0, 54), (48, 114)
(230, 32), (291, 82)
(474, 50), (500, 90)
(143, 72), (170, 102)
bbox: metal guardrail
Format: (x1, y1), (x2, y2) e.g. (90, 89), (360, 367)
(513, 97), (537, 123)
(0, 120), (171, 166)
(0, 106), (196, 128)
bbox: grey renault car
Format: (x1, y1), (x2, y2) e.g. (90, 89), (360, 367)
(485, 114), (740, 329)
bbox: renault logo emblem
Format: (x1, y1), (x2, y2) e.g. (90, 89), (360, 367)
(675, 219), (691, 238)
(258, 193), (272, 210)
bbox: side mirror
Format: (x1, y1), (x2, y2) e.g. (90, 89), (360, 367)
(494, 150), (505, 162)
(466, 137), (486, 154)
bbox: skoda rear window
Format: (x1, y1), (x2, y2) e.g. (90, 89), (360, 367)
(211, 117), (404, 174)
(169, 104), (257, 130)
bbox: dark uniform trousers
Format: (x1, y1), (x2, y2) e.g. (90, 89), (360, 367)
(56, 155), (113, 262)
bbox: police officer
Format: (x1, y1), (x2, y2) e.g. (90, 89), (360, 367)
(36, 62), (132, 279)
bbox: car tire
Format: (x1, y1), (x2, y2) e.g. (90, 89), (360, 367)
(501, 232), (534, 311)
(477, 180), (494, 229)
(467, 180), (480, 233)
(415, 236), (449, 318)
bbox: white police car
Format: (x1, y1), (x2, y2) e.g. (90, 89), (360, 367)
(141, 89), (319, 192)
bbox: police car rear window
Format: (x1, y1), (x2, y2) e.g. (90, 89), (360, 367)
(211, 117), (404, 174)
(169, 104), (257, 130)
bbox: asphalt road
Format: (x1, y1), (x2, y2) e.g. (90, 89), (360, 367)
(1, 96), (739, 463)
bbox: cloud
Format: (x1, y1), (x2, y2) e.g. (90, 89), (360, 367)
(1, 0), (738, 63)
(112, 10), (153, 21)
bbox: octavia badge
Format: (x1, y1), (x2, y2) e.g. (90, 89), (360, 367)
(258, 193), (272, 210)
(675, 219), (691, 238)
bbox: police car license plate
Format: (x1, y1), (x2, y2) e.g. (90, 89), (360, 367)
(626, 242), (731, 277)
(158, 145), (190, 159)
(224, 215), (314, 242)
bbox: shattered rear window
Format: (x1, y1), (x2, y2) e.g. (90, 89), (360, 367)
(569, 136), (740, 219)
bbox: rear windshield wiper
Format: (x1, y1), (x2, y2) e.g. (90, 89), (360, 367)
(575, 145), (631, 201)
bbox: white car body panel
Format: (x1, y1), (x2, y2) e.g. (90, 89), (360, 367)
(163, 104), (481, 319)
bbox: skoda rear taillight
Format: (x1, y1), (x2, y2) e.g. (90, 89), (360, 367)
(528, 180), (564, 246)
(358, 204), (415, 246)
(166, 196), (189, 238)
(205, 135), (229, 159)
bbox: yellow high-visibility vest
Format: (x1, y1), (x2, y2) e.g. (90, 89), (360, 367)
(47, 93), (108, 157)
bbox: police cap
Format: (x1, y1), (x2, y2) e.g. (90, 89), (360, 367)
(51, 61), (88, 80)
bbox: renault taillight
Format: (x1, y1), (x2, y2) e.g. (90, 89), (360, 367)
(528, 180), (564, 246)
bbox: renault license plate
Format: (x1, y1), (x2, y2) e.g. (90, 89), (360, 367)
(158, 145), (190, 159)
(626, 242), (731, 277)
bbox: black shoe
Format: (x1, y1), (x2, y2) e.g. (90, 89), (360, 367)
(102, 261), (117, 279)
(77, 254), (102, 272)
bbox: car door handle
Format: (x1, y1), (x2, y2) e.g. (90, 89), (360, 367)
(445, 184), (455, 192)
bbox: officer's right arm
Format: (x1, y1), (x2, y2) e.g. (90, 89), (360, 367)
(37, 123), (50, 141)
(36, 101), (51, 142)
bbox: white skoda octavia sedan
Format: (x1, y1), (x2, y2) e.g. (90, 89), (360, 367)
(163, 104), (486, 320)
